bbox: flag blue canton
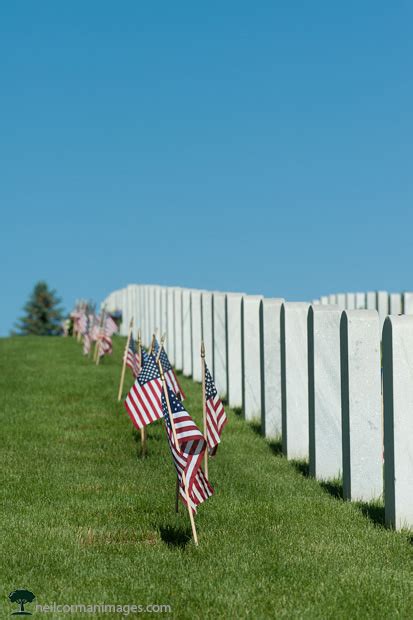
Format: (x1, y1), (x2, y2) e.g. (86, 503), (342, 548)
(162, 386), (185, 428)
(161, 392), (172, 430)
(168, 387), (186, 413)
(153, 339), (172, 371)
(159, 347), (172, 371)
(205, 364), (217, 400)
(141, 348), (150, 365)
(138, 354), (160, 386)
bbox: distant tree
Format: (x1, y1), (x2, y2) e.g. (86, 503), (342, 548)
(8, 589), (35, 614)
(15, 281), (64, 335)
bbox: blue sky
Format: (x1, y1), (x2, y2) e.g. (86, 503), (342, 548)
(0, 2), (412, 335)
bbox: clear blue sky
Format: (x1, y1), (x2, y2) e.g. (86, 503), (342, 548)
(1, 1), (412, 335)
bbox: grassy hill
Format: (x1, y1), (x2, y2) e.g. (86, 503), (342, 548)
(1, 336), (413, 618)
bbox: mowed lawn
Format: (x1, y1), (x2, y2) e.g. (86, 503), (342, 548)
(1, 337), (413, 619)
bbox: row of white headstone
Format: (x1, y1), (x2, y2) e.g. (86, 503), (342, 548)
(102, 285), (413, 530)
(315, 291), (413, 331)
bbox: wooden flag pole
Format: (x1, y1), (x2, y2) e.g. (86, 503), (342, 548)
(117, 318), (133, 401)
(93, 310), (104, 362)
(158, 358), (198, 546)
(137, 330), (147, 456)
(201, 341), (209, 479)
(155, 336), (178, 506)
(149, 333), (156, 355)
(96, 308), (106, 366)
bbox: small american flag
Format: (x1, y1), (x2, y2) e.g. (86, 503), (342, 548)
(90, 319), (100, 342)
(124, 354), (163, 430)
(78, 312), (88, 335)
(154, 339), (186, 400)
(125, 335), (141, 378)
(82, 315), (91, 355)
(98, 334), (113, 356)
(162, 386), (213, 513)
(205, 362), (227, 456)
(104, 315), (118, 337)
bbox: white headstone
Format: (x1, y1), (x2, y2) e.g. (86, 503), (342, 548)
(261, 298), (284, 439)
(383, 316), (413, 529)
(202, 292), (214, 374)
(336, 293), (346, 309)
(120, 288), (129, 336)
(340, 310), (382, 501)
(213, 292), (228, 397)
(174, 288), (183, 371)
(281, 302), (310, 459)
(182, 289), (192, 377)
(227, 293), (244, 409)
(389, 293), (402, 316)
(167, 288), (176, 365)
(191, 290), (203, 382)
(308, 305), (342, 480)
(126, 284), (134, 333)
(242, 295), (263, 421)
(376, 291), (389, 333)
(160, 288), (168, 337)
(345, 293), (356, 310)
(134, 285), (141, 338)
(403, 292), (413, 315)
(154, 286), (161, 336)
(147, 285), (155, 341)
(328, 294), (337, 304)
(320, 296), (329, 305)
(366, 291), (376, 310)
(355, 292), (365, 310)
(144, 285), (151, 346)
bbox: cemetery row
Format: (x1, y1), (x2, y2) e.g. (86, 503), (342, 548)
(102, 285), (413, 531)
(317, 291), (413, 330)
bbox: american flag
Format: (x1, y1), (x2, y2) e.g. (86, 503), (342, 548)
(141, 347), (149, 365)
(97, 314), (118, 358)
(204, 362), (227, 456)
(78, 312), (88, 335)
(162, 386), (213, 513)
(90, 319), (100, 342)
(82, 315), (91, 355)
(125, 334), (141, 378)
(154, 339), (186, 400)
(98, 334), (113, 356)
(124, 354), (163, 430)
(104, 315), (118, 337)
(71, 311), (81, 335)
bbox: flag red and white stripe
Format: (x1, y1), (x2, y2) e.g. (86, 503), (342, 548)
(204, 362), (227, 455)
(125, 335), (141, 378)
(162, 387), (213, 513)
(124, 355), (163, 430)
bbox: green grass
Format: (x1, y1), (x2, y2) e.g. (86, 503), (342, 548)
(1, 336), (413, 619)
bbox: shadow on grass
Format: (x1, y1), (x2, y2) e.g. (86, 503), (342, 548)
(320, 479), (344, 500)
(319, 480), (385, 528)
(249, 421), (262, 435)
(232, 407), (242, 417)
(355, 501), (385, 527)
(290, 459), (310, 477)
(159, 525), (192, 549)
(268, 439), (283, 456)
(249, 421), (284, 456)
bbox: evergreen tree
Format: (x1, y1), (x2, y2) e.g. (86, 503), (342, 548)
(16, 281), (64, 335)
